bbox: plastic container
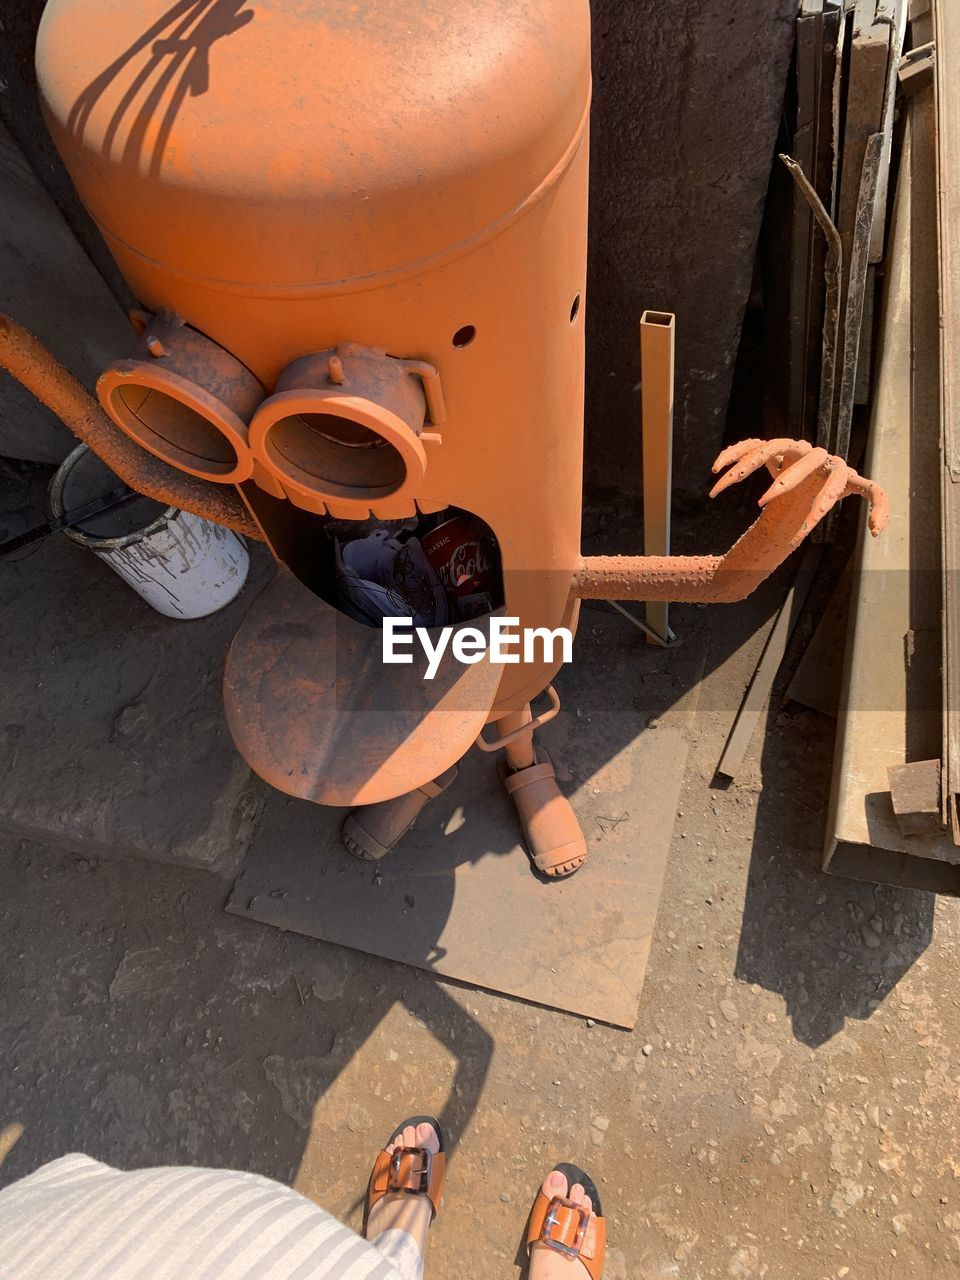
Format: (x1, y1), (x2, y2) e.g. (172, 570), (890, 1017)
(50, 444), (249, 619)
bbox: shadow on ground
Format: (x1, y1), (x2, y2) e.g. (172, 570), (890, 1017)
(0, 838), (492, 1193)
(729, 544), (935, 1048)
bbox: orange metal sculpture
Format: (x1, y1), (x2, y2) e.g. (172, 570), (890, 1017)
(11, 0), (888, 878)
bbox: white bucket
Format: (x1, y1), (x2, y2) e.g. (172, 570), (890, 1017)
(50, 444), (250, 619)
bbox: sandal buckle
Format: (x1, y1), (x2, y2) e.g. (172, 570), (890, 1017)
(539, 1195), (589, 1258)
(388, 1146), (431, 1194)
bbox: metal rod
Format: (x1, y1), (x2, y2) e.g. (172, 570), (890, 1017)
(780, 153), (843, 451)
(0, 312), (260, 539)
(607, 600), (676, 646)
(834, 131), (884, 463)
(639, 310), (675, 644)
(0, 485), (135, 557)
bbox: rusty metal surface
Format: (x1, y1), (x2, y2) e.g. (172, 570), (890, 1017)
(780, 154), (843, 451)
(834, 131), (884, 462)
(0, 312), (260, 538)
(223, 567), (506, 807)
(639, 309), (675, 644)
(825, 111), (960, 886)
(934, 0), (960, 839)
(226, 724), (687, 1029)
(575, 437), (887, 604)
(888, 760), (943, 837)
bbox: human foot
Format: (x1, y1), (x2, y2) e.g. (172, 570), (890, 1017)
(343, 767), (458, 862)
(365, 1119), (443, 1262)
(502, 753), (587, 878)
(528, 1166), (605, 1278)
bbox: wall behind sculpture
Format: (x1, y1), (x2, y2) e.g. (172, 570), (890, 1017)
(585, 0), (795, 496)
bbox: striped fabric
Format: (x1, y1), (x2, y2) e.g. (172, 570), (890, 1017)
(0, 1155), (409, 1280)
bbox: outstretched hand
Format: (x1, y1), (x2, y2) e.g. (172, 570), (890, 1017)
(708, 437), (889, 538)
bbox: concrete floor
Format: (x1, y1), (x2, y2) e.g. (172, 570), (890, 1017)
(2, 539), (960, 1279)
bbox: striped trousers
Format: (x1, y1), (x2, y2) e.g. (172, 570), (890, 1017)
(0, 1154), (424, 1280)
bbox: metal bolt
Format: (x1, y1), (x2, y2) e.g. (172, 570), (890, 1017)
(146, 335), (167, 358)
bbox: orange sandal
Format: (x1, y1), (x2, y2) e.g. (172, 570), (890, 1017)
(501, 751), (587, 879)
(527, 1163), (607, 1278)
(344, 767), (458, 862)
(365, 1115), (446, 1230)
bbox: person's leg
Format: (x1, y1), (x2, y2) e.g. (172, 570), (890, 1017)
(0, 1156), (406, 1280)
(529, 1169), (602, 1278)
(365, 1121), (441, 1280)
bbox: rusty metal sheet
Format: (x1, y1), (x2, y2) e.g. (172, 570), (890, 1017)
(226, 725), (687, 1029)
(224, 567), (507, 808)
(824, 112), (960, 889)
(834, 131), (884, 461)
(934, 0), (960, 839)
(888, 760), (943, 836)
(803, 1), (844, 439)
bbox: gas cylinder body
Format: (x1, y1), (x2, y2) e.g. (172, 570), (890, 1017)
(36, 0), (592, 799)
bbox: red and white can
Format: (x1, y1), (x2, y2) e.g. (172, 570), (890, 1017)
(420, 513), (502, 619)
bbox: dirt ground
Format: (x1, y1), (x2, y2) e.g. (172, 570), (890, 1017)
(2, 506), (959, 1280)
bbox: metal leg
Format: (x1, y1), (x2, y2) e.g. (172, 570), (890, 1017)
(496, 703), (536, 772)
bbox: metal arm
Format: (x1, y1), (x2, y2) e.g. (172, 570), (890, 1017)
(575, 437), (889, 604)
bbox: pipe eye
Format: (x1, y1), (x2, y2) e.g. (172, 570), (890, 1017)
(97, 313), (263, 485)
(107, 384), (241, 474)
(248, 345), (434, 517)
(265, 412), (407, 494)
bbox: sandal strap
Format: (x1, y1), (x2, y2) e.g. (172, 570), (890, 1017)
(527, 1190), (606, 1280)
(502, 760), (556, 795)
(367, 1147), (446, 1220)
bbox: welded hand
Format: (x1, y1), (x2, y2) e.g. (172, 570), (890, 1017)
(708, 437), (889, 538)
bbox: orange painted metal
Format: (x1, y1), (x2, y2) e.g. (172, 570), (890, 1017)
(224, 571), (508, 807)
(36, 0), (592, 724)
(0, 311), (258, 537)
(26, 1), (889, 809)
(98, 310), (264, 484)
(248, 343), (444, 520)
(576, 439), (890, 604)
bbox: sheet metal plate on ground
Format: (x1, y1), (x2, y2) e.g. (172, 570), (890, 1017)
(227, 726), (686, 1028)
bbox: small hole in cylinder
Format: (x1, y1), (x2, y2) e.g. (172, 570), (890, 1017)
(570, 294), (581, 323)
(452, 325), (477, 348)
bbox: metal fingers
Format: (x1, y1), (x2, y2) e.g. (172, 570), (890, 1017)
(708, 434), (891, 540)
(757, 446), (831, 507)
(843, 471), (891, 536)
(709, 438), (813, 499)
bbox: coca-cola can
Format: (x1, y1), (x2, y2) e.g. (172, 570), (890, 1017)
(420, 513), (502, 619)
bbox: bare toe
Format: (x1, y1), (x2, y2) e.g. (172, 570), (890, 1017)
(541, 1169), (568, 1199)
(568, 1183), (592, 1215)
(415, 1122), (441, 1155)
